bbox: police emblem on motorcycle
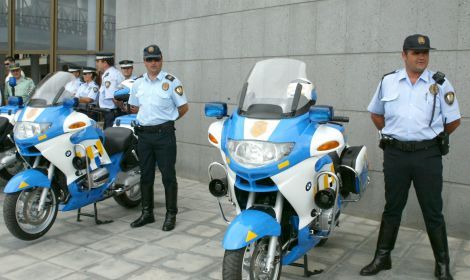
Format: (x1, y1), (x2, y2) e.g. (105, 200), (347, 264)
(65, 150), (72, 157)
(175, 86), (184, 96)
(251, 121), (267, 137)
(429, 84), (439, 95)
(105, 81), (111, 88)
(444, 92), (455, 105)
(162, 82), (169, 91)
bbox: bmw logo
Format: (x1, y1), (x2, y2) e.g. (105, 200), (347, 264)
(65, 150), (72, 157)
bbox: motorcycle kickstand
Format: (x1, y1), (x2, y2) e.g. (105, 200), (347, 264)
(76, 203), (113, 225)
(289, 254), (323, 277)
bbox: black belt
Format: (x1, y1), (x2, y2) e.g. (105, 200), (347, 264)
(385, 137), (437, 152)
(135, 121), (174, 133)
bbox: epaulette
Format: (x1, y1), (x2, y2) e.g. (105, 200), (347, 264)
(165, 74), (175, 82)
(382, 70), (398, 79)
(134, 74), (143, 80)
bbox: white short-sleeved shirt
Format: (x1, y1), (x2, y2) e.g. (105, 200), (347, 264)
(367, 68), (461, 141)
(129, 71), (187, 126)
(98, 66), (124, 109)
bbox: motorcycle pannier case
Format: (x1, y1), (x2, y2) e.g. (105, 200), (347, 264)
(339, 146), (368, 194)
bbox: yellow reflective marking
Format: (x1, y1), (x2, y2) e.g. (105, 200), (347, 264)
(86, 146), (94, 160)
(38, 134), (47, 141)
(226, 156), (230, 164)
(18, 181), (29, 189)
(278, 160), (290, 170)
(330, 164), (335, 185)
(246, 230), (258, 243)
(76, 151), (82, 158)
(323, 174), (329, 188)
(95, 140), (104, 156)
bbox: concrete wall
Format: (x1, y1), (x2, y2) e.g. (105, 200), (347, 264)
(116, 0), (470, 238)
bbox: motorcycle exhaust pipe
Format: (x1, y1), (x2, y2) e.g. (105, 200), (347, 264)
(209, 177), (228, 198)
(0, 153), (18, 170)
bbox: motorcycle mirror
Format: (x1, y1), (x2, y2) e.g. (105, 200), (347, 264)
(8, 77), (17, 88)
(7, 96), (23, 106)
(309, 105), (333, 123)
(63, 97), (79, 108)
(205, 102), (228, 119)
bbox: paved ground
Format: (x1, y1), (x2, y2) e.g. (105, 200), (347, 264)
(0, 175), (469, 280)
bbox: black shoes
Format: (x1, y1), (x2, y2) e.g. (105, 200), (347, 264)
(162, 212), (176, 231)
(360, 220), (400, 276)
(130, 211), (155, 228)
(360, 249), (392, 276)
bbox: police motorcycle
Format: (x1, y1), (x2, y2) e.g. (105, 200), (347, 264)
(0, 77), (27, 180)
(2, 71), (141, 241)
(205, 58), (369, 279)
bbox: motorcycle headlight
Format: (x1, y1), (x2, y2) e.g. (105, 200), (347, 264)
(14, 122), (51, 140)
(227, 140), (294, 168)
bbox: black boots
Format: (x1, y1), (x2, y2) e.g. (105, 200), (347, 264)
(131, 183), (155, 228)
(428, 225), (453, 280)
(162, 184), (178, 231)
(130, 208), (155, 228)
(360, 220), (400, 276)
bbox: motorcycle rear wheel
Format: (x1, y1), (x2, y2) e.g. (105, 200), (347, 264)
(113, 183), (141, 208)
(3, 188), (58, 240)
(223, 237), (281, 280)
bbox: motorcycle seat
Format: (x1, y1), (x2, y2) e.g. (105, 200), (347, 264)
(103, 127), (133, 156)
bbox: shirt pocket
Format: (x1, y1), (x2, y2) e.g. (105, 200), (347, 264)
(155, 91), (174, 109)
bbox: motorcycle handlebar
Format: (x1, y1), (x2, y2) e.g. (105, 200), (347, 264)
(75, 104), (110, 114)
(331, 116), (349, 123)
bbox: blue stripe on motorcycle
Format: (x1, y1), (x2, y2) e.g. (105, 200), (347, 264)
(3, 169), (51, 193)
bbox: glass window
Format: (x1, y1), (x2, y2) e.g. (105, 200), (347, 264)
(102, 0), (115, 51)
(0, 0), (8, 50)
(58, 0), (97, 50)
(57, 55), (96, 71)
(15, 0), (51, 50)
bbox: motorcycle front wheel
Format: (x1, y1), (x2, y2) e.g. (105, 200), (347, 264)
(223, 237), (282, 280)
(3, 188), (58, 240)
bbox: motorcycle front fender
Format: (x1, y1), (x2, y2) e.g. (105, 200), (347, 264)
(4, 169), (51, 193)
(223, 209), (281, 250)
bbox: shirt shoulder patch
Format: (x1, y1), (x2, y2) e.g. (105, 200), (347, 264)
(165, 74), (175, 82)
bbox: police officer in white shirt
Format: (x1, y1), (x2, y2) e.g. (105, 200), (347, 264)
(95, 52), (124, 128)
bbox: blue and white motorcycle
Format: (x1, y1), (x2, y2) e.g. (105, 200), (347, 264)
(0, 78), (28, 180)
(3, 71), (141, 240)
(205, 58), (369, 279)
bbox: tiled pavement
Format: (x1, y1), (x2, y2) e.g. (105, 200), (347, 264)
(0, 175), (469, 280)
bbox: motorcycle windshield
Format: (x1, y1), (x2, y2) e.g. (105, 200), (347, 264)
(239, 58), (313, 119)
(28, 71), (76, 107)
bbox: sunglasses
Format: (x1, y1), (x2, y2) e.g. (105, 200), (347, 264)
(145, 57), (162, 63)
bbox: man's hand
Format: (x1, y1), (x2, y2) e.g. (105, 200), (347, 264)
(130, 105), (139, 114)
(371, 113), (385, 130)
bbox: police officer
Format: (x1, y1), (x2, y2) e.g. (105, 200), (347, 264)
(76, 67), (99, 104)
(119, 60), (137, 80)
(95, 52), (124, 128)
(4, 63), (35, 102)
(362, 34), (461, 280)
(65, 64), (82, 97)
(128, 44), (188, 230)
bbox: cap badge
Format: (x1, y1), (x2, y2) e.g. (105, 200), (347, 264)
(429, 84), (439, 96)
(148, 46), (154, 53)
(175, 85), (184, 96)
(444, 92), (455, 105)
(162, 82), (169, 91)
(418, 36), (426, 45)
(105, 81), (111, 88)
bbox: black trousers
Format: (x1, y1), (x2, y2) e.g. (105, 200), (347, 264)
(103, 110), (116, 129)
(382, 145), (444, 231)
(136, 124), (178, 214)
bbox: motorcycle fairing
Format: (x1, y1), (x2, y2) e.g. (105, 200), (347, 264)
(4, 169), (51, 193)
(222, 209), (281, 250)
(114, 114), (138, 126)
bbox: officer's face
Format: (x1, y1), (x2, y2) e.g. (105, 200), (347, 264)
(83, 72), (93, 82)
(11, 68), (21, 79)
(402, 50), (429, 74)
(121, 67), (133, 78)
(95, 60), (105, 72)
(144, 57), (162, 75)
